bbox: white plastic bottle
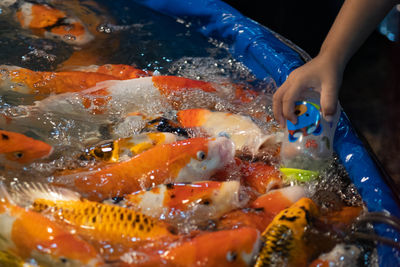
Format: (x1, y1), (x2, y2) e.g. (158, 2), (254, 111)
(280, 90), (341, 181)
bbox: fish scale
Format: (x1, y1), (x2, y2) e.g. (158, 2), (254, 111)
(31, 198), (174, 243)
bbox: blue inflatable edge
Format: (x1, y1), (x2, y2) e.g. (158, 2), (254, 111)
(134, 0), (400, 264)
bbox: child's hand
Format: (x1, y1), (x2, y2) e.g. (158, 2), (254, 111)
(272, 54), (344, 127)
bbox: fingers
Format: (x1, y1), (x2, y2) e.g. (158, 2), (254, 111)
(320, 84), (339, 122)
(272, 82), (287, 127)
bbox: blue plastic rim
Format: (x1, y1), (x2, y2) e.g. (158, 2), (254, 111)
(134, 0), (400, 265)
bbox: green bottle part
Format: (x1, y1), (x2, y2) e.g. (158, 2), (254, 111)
(280, 167), (319, 182)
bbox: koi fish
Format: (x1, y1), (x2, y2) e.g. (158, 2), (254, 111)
(309, 243), (362, 267)
(120, 181), (242, 225)
(81, 132), (179, 163)
(10, 182), (176, 246)
(119, 227), (261, 267)
(0, 183), (103, 267)
(0, 130), (52, 167)
(16, 2), (94, 46)
(0, 64), (149, 96)
(176, 108), (281, 155)
(254, 197), (319, 267)
(217, 185), (307, 232)
(54, 137), (235, 200)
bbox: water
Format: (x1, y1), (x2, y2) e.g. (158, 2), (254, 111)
(0, 1), (384, 266)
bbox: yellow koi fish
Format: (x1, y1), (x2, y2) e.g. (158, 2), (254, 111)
(81, 132), (179, 163)
(255, 197), (319, 267)
(9, 182), (176, 247)
(0, 184), (103, 267)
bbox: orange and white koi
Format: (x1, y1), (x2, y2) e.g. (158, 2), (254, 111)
(176, 108), (282, 155)
(255, 197), (319, 267)
(218, 185), (306, 232)
(0, 64), (149, 96)
(81, 132), (180, 163)
(0, 183), (103, 267)
(120, 181), (242, 224)
(0, 130), (52, 167)
(54, 137), (235, 200)
(308, 243), (362, 267)
(16, 2), (94, 46)
(10, 182), (176, 246)
(119, 227), (261, 267)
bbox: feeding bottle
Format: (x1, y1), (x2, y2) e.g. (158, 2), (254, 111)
(280, 89), (341, 182)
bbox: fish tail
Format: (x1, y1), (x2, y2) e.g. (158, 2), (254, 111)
(10, 181), (81, 208)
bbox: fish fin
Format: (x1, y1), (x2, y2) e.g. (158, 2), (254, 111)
(10, 181), (81, 207)
(0, 180), (15, 206)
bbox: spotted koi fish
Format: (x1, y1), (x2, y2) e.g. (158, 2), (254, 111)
(120, 181), (242, 225)
(0, 130), (52, 167)
(177, 108), (281, 155)
(0, 183), (103, 267)
(119, 227), (261, 267)
(81, 132), (179, 163)
(255, 197), (319, 267)
(9, 181), (176, 247)
(54, 137), (235, 200)
(0, 64), (149, 96)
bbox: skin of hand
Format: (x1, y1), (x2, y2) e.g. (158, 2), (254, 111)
(273, 0), (398, 127)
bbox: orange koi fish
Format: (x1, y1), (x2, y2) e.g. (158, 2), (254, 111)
(16, 2), (94, 46)
(55, 137), (235, 200)
(177, 108), (281, 155)
(0, 184), (103, 267)
(0, 64), (149, 96)
(10, 182), (176, 247)
(119, 227), (261, 267)
(218, 185), (306, 232)
(81, 132), (179, 163)
(255, 197), (319, 267)
(121, 181), (242, 224)
(72, 64), (151, 80)
(0, 130), (52, 166)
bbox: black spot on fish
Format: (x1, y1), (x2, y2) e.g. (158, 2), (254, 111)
(279, 215), (299, 222)
(201, 199), (211, 205)
(92, 216), (97, 223)
(139, 224), (144, 231)
(120, 213), (124, 221)
(166, 183), (175, 190)
(14, 152), (23, 158)
(60, 257), (68, 264)
(1, 134), (9, 140)
(167, 226), (178, 235)
(127, 214), (132, 221)
(143, 217), (149, 224)
(254, 207), (265, 212)
(170, 194), (176, 199)
(136, 214), (141, 222)
(300, 206), (312, 223)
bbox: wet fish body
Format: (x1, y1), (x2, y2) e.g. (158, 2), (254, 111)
(0, 184), (103, 267)
(122, 181), (242, 224)
(0, 130), (52, 167)
(10, 182), (175, 246)
(177, 108), (281, 155)
(55, 137), (235, 200)
(255, 197), (319, 267)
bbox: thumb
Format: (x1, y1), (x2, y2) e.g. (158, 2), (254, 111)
(320, 85), (339, 122)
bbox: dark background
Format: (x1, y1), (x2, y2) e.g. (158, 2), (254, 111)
(225, 1), (400, 191)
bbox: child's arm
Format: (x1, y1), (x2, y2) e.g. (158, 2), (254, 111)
(273, 0), (398, 126)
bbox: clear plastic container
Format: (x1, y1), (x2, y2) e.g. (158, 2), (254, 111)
(280, 90), (341, 180)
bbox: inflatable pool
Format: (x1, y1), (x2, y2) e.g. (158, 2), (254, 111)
(133, 0), (400, 265)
